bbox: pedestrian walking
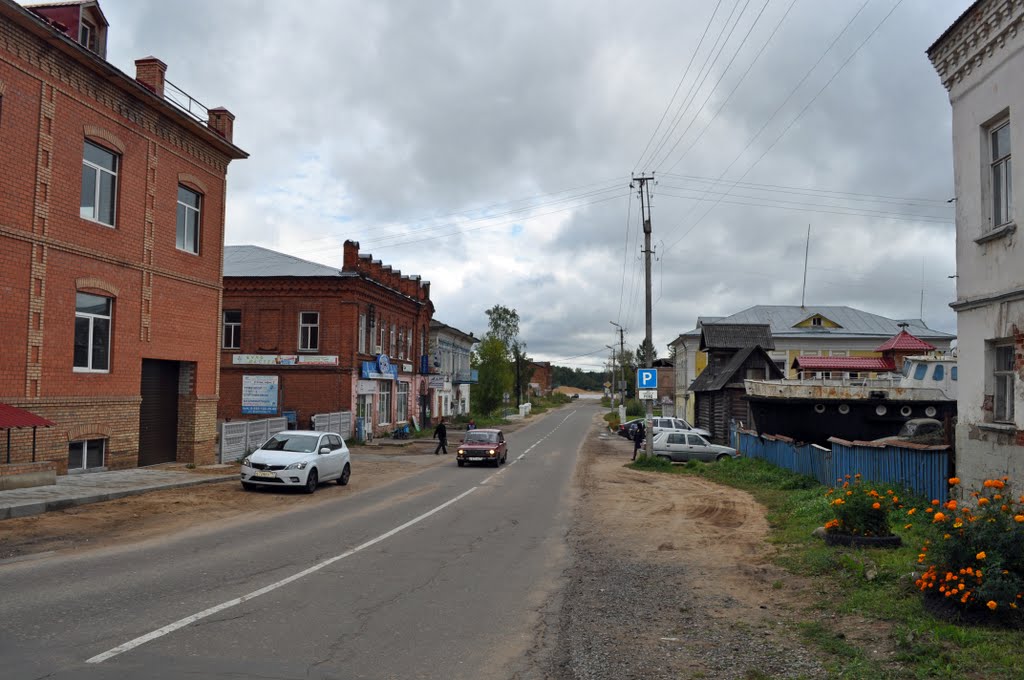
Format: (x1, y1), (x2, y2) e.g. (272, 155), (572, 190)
(632, 420), (645, 461)
(433, 418), (448, 455)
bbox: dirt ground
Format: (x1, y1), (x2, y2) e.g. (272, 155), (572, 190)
(0, 454), (444, 562)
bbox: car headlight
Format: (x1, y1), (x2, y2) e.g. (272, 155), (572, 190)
(458, 449), (464, 455)
(488, 449), (495, 455)
(241, 456), (252, 467)
(285, 461), (308, 470)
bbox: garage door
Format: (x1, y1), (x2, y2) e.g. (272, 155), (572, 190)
(138, 359), (179, 466)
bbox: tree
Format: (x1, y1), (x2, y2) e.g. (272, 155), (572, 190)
(473, 337), (513, 414)
(485, 305), (521, 358)
(635, 339), (657, 367)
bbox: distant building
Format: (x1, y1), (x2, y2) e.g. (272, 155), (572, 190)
(669, 306), (955, 422)
(529, 361), (553, 397)
(428, 320), (478, 419)
(0, 0), (246, 472)
(219, 242), (433, 438)
(929, 0), (1024, 487)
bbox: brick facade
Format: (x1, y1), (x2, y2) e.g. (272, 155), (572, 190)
(220, 242), (434, 438)
(0, 1), (246, 471)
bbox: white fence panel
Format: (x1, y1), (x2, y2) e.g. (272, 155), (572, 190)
(220, 422), (249, 463)
(312, 411), (353, 439)
(245, 421), (269, 456)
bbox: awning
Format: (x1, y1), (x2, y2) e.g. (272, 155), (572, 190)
(0, 403), (56, 429)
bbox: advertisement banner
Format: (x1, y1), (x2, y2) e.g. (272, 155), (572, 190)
(427, 375), (446, 390)
(232, 354), (338, 366)
(242, 375), (279, 414)
(356, 380), (377, 395)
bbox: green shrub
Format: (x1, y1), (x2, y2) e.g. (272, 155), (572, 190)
(631, 454), (672, 471)
(625, 399), (645, 417)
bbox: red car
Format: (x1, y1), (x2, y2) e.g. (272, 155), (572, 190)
(456, 428), (508, 467)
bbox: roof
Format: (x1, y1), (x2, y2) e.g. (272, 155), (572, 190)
(689, 346), (784, 392)
(682, 306), (954, 341)
(792, 357), (897, 372)
(699, 323), (774, 351)
(875, 330), (937, 352)
(0, 403), (56, 429)
(430, 319), (478, 344)
(224, 245), (354, 278)
(927, 0), (983, 55)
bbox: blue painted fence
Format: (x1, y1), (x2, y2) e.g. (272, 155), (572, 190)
(730, 425), (951, 502)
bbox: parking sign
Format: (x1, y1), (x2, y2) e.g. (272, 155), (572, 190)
(637, 368), (657, 389)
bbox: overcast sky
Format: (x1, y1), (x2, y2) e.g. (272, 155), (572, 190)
(95, 0), (965, 370)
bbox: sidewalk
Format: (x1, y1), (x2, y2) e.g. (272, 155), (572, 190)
(0, 467), (237, 520)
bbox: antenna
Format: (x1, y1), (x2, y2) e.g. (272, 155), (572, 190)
(800, 224), (811, 308)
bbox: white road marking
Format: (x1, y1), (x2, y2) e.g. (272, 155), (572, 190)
(86, 486), (479, 664)
(88, 408), (581, 664)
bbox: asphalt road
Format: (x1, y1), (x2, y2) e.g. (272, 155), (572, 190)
(0, 406), (592, 680)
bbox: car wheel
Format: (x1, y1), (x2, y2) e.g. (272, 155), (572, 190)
(457, 460), (465, 467)
(657, 454), (672, 463)
(303, 468), (318, 494)
(716, 453), (732, 462)
(241, 481), (257, 491)
(338, 463), (351, 486)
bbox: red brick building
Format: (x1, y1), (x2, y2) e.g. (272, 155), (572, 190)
(529, 361), (553, 397)
(219, 242), (434, 439)
(0, 0), (246, 472)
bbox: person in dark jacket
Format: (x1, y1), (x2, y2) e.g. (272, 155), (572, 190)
(433, 418), (448, 455)
(632, 421), (645, 461)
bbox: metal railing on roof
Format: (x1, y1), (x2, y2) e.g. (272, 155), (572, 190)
(163, 79), (209, 125)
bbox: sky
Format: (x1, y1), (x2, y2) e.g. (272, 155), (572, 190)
(92, 0), (966, 371)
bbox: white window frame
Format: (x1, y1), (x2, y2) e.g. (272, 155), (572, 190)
(68, 438), (105, 471)
(81, 140), (118, 227)
(358, 313), (367, 354)
(222, 310), (241, 350)
(390, 324), (396, 357)
(379, 325), (386, 354)
(811, 317), (823, 327)
(396, 381), (409, 422)
(74, 292), (112, 373)
(299, 312), (319, 352)
(176, 185), (202, 254)
(994, 343), (1016, 423)
(990, 119), (1013, 229)
(377, 382), (392, 425)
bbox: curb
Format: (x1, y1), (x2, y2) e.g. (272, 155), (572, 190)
(0, 474), (237, 521)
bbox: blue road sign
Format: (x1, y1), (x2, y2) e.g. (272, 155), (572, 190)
(637, 368), (657, 389)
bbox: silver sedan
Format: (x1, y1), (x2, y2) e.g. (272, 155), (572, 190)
(651, 431), (739, 463)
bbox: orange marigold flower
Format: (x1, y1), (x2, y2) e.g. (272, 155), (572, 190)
(904, 523), (913, 529)
(872, 502), (881, 510)
(992, 480), (1005, 489)
(946, 500), (958, 510)
(933, 512), (946, 522)
(966, 567), (974, 575)
(977, 551), (987, 560)
(908, 508), (917, 515)
(932, 499), (941, 506)
(949, 477), (960, 485)
(959, 583), (966, 591)
(854, 473), (861, 478)
(987, 600), (998, 610)
(978, 498), (990, 506)
(1014, 515), (1024, 523)
(1002, 505), (1009, 512)
(846, 491), (853, 496)
(944, 534), (951, 539)
(953, 519), (963, 528)
(926, 508), (934, 514)
(977, 570), (983, 578)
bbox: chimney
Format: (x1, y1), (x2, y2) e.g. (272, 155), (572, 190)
(134, 57), (167, 98)
(343, 241), (360, 270)
(207, 107), (236, 142)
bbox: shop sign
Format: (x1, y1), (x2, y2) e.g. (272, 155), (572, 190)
(356, 380), (377, 395)
(233, 354), (338, 366)
(361, 353), (398, 380)
(427, 375), (446, 389)
(401, 363), (414, 373)
(242, 375), (278, 414)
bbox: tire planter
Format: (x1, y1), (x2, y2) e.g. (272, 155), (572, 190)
(823, 532), (902, 548)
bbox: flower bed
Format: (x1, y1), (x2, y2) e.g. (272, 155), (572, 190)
(910, 477), (1024, 625)
(822, 474), (901, 543)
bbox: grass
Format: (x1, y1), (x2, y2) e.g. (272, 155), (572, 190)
(637, 456), (1024, 679)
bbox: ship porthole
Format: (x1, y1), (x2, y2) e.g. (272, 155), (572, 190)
(814, 404), (826, 414)
(925, 406), (937, 418)
(875, 405), (888, 416)
(900, 406), (912, 417)
(838, 404), (850, 415)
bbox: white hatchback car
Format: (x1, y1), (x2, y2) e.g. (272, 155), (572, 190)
(240, 430), (350, 494)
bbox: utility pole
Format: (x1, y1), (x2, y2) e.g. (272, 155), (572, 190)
(634, 174), (655, 459)
(610, 321), (626, 425)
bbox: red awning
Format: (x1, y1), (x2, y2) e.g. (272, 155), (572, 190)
(0, 403), (56, 429)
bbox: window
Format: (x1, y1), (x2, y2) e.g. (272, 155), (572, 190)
(398, 328), (405, 360)
(396, 381), (409, 422)
(68, 439), (104, 470)
(811, 317), (823, 327)
(377, 382), (392, 425)
(933, 364), (945, 381)
(913, 363), (927, 380)
(991, 120), (1013, 228)
(686, 434), (705, 446)
(994, 344), (1015, 422)
(176, 185), (201, 254)
(390, 324), (396, 357)
(299, 312), (319, 351)
(222, 310), (241, 349)
(668, 434), (685, 444)
(951, 366), (958, 381)
(847, 372), (861, 379)
(358, 313), (367, 354)
(74, 292), (111, 371)
(407, 330), (413, 361)
(81, 140), (118, 226)
(379, 324), (386, 354)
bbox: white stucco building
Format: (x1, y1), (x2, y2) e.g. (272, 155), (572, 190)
(428, 320), (478, 419)
(929, 0), (1024, 488)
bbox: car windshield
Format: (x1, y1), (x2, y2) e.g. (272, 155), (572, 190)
(464, 432), (498, 443)
(261, 434), (319, 453)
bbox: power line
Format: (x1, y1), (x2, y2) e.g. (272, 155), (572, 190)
(633, 0), (726, 173)
(616, 188), (634, 325)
